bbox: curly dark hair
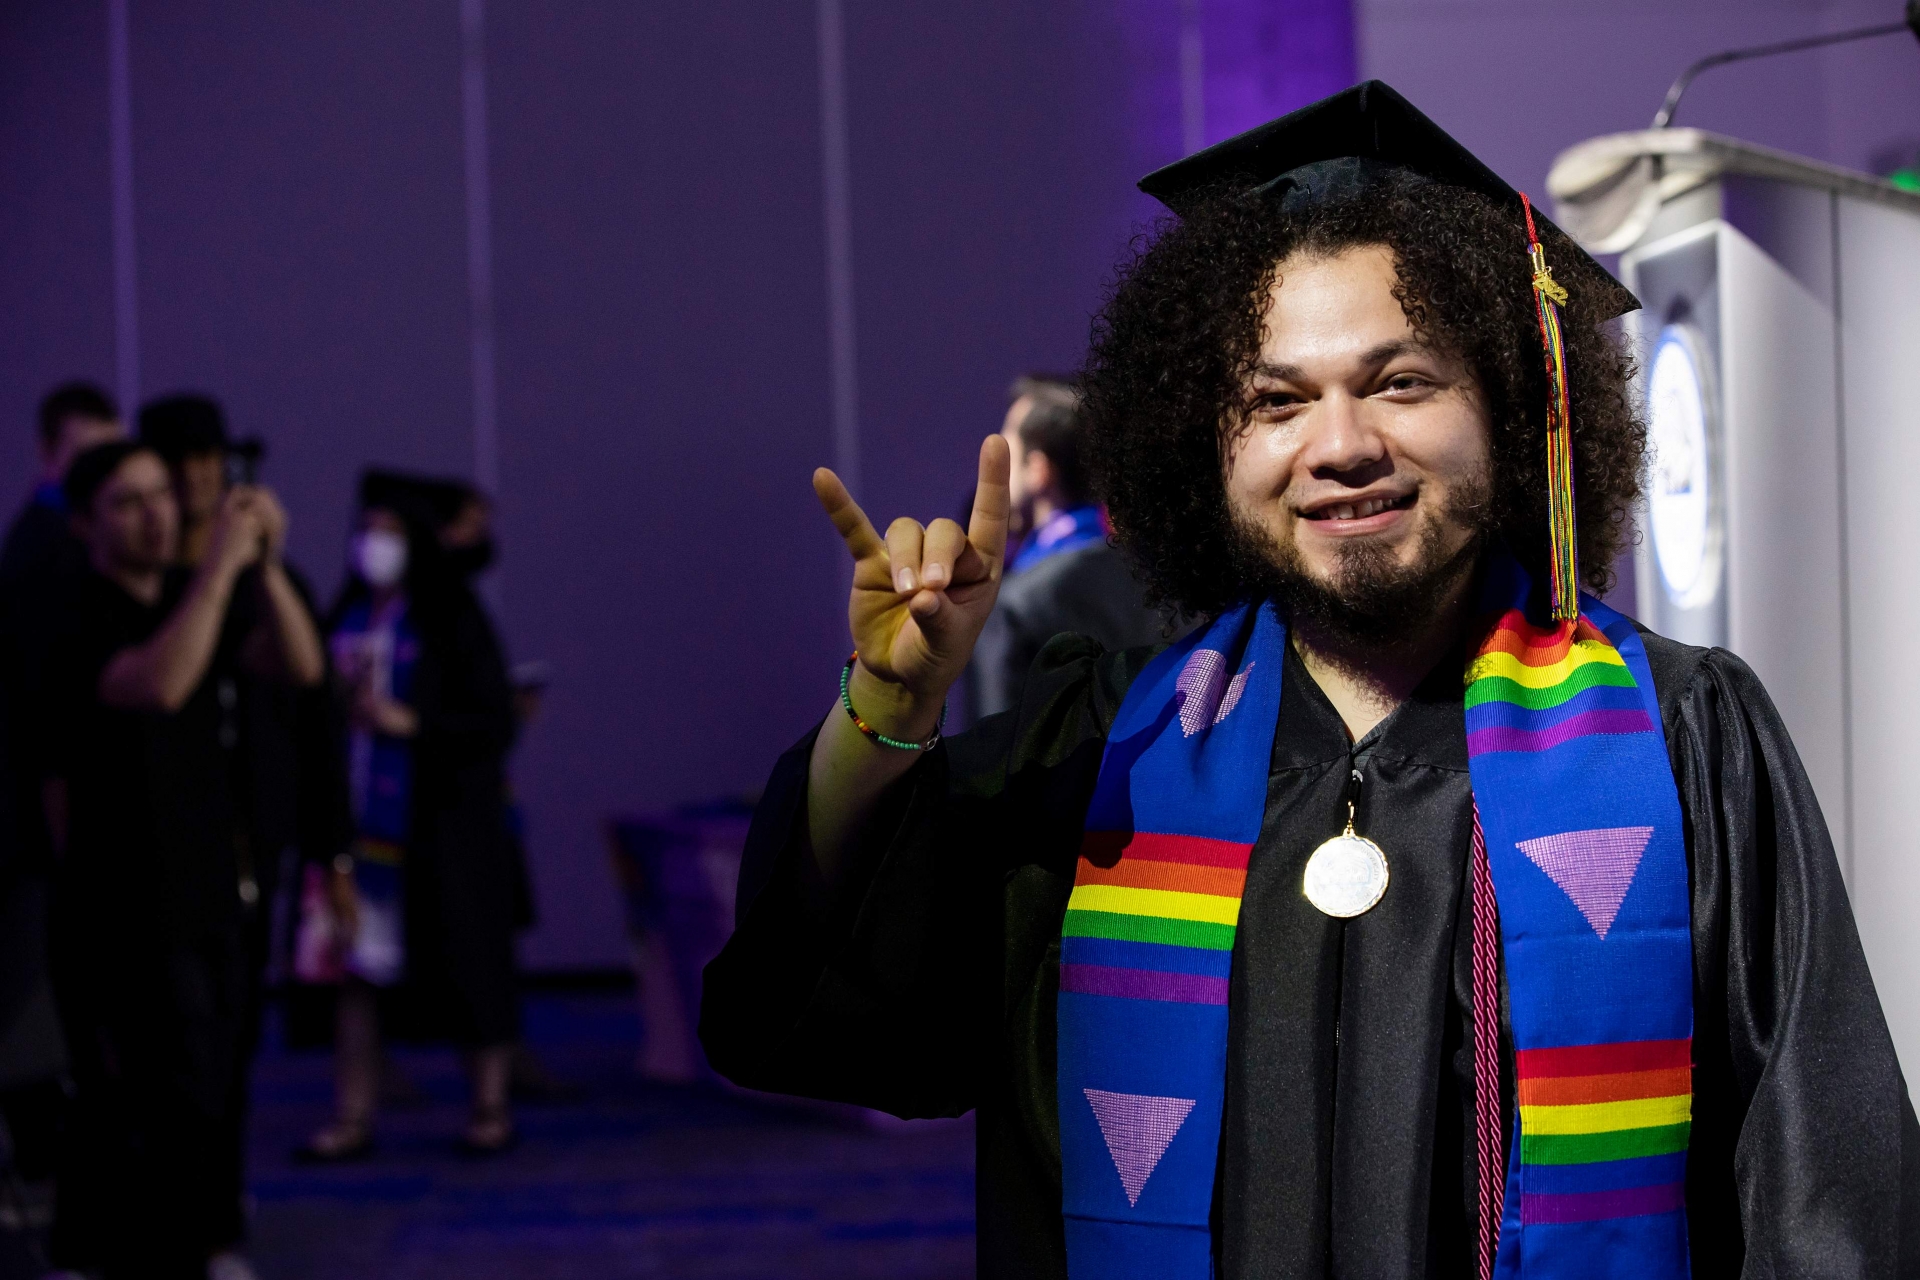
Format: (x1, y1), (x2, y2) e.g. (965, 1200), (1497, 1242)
(1081, 172), (1644, 621)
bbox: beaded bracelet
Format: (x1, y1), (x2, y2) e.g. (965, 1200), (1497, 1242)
(840, 654), (946, 751)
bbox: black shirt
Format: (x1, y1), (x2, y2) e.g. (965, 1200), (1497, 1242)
(0, 496), (90, 870)
(971, 542), (1168, 720)
(51, 568), (250, 943)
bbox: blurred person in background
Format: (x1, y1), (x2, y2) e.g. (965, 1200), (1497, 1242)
(298, 472), (520, 1159)
(969, 376), (1163, 717)
(0, 382), (124, 591)
(140, 395), (347, 955)
(46, 441), (322, 1280)
(355, 474), (565, 1103)
(140, 394), (352, 1245)
(405, 479), (540, 949)
(413, 480), (568, 1102)
(137, 394), (264, 571)
(0, 383), (124, 1268)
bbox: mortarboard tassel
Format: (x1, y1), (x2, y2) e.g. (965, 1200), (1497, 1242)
(1519, 193), (1579, 622)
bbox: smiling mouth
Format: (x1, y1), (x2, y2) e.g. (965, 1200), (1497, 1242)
(1302, 493), (1416, 521)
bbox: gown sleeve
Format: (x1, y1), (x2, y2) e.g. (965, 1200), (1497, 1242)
(699, 634), (1145, 1120)
(1668, 647), (1920, 1276)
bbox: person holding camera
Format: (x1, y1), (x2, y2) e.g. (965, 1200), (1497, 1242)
(45, 440), (321, 1280)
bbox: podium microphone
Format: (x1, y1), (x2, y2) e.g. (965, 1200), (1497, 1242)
(1653, 0), (1920, 128)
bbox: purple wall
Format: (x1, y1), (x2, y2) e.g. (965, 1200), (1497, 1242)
(0, 5), (116, 476)
(0, 2), (1152, 969)
(3, 1), (1911, 968)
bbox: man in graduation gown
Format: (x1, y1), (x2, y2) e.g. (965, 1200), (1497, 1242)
(701, 82), (1920, 1278)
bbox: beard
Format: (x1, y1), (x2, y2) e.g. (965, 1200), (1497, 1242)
(1224, 472), (1493, 646)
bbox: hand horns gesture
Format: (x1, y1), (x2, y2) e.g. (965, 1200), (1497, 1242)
(813, 434), (1012, 706)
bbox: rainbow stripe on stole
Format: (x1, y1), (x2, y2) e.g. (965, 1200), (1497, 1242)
(1466, 560), (1693, 1277)
(1061, 832), (1246, 1005)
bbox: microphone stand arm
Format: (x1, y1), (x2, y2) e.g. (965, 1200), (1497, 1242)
(1653, 4), (1920, 129)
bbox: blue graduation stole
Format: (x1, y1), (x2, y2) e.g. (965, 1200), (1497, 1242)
(1056, 553), (1692, 1278)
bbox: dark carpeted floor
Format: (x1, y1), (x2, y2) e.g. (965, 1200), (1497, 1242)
(244, 993), (974, 1279)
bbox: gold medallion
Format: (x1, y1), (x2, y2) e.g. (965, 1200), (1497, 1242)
(1302, 799), (1389, 918)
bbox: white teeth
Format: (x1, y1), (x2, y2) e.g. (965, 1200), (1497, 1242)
(1314, 495), (1404, 521)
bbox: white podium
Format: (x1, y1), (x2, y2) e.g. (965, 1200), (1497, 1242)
(1550, 128), (1920, 1072)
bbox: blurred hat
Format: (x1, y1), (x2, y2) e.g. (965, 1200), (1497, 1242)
(138, 393), (231, 462)
(359, 468), (478, 530)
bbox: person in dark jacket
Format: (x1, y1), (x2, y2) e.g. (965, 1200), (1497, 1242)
(0, 383), (123, 1280)
(139, 394), (350, 1273)
(300, 472), (520, 1158)
(971, 376), (1166, 718)
(47, 441), (322, 1279)
(0, 385), (126, 1140)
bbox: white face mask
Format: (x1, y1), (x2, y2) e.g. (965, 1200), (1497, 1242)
(353, 529), (408, 589)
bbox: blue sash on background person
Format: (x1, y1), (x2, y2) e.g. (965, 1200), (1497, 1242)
(1010, 505), (1107, 574)
(333, 598), (420, 986)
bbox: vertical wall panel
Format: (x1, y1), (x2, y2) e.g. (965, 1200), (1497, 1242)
(0, 5), (116, 483)
(484, 1), (839, 967)
(129, 1), (471, 581)
(843, 4), (1134, 533)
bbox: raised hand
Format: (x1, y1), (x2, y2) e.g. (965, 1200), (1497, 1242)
(205, 486), (268, 578)
(814, 434), (1011, 716)
(244, 484), (291, 562)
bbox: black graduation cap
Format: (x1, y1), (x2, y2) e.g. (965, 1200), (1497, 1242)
(359, 468), (475, 530)
(139, 392), (268, 473)
(139, 393), (230, 461)
(1138, 80), (1639, 321)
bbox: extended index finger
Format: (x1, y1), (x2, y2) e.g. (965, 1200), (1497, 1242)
(966, 434), (1012, 567)
(812, 467), (884, 562)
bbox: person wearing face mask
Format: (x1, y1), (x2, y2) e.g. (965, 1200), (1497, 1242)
(383, 474), (571, 1103)
(299, 472), (520, 1159)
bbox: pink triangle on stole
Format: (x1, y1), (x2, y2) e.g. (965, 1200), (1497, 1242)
(1083, 1088), (1197, 1206)
(1515, 826), (1655, 939)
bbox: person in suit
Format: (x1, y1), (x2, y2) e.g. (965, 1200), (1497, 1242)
(970, 376), (1165, 718)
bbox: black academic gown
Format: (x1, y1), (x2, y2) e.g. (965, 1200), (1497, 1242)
(402, 582), (521, 1046)
(701, 628), (1920, 1279)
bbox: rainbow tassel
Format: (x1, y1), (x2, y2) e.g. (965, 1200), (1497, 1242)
(1520, 194), (1578, 622)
